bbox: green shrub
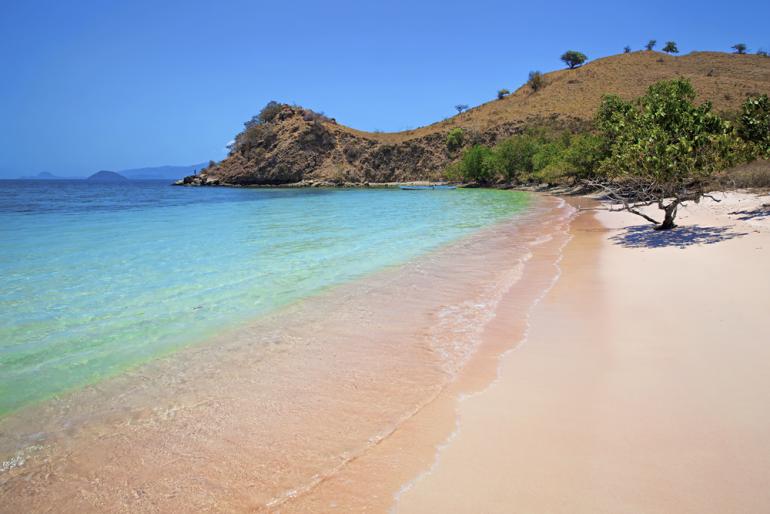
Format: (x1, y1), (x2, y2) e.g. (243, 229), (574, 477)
(662, 41), (679, 54)
(560, 51), (587, 69)
(738, 94), (770, 154)
(446, 128), (465, 152)
(561, 133), (608, 179)
(459, 145), (496, 183)
(497, 89), (510, 100)
(528, 71), (545, 92)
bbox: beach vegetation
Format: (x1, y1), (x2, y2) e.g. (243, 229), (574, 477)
(591, 78), (739, 229)
(738, 94), (770, 154)
(561, 51), (588, 69)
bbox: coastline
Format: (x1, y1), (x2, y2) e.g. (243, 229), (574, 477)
(0, 194), (575, 512)
(396, 191), (770, 513)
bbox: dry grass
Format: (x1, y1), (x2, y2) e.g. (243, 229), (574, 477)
(333, 51), (770, 143)
(715, 159), (770, 190)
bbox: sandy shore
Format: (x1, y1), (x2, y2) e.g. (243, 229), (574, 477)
(396, 191), (770, 513)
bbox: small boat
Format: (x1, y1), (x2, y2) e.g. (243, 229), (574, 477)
(399, 185), (457, 190)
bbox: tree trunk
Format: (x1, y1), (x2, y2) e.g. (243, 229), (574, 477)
(656, 200), (679, 230)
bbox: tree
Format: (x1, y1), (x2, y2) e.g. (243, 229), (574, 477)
(662, 41), (679, 54)
(645, 40), (657, 51)
(561, 50), (588, 69)
(758, 49), (769, 57)
(528, 71), (545, 92)
(593, 79), (737, 230)
(732, 43), (747, 54)
(497, 89), (510, 100)
(455, 104), (469, 114)
(624, 46), (631, 54)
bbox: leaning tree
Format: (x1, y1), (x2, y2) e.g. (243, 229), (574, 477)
(591, 79), (738, 230)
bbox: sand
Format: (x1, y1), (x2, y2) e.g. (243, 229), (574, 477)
(396, 191), (770, 513)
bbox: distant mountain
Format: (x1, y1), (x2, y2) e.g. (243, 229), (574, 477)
(21, 172), (68, 180)
(119, 163), (208, 180)
(87, 170), (129, 182)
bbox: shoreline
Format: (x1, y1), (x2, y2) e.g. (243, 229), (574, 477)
(0, 194), (574, 512)
(396, 191), (770, 513)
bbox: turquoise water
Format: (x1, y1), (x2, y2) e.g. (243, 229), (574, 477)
(0, 181), (530, 415)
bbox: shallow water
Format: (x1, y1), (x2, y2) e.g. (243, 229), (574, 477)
(0, 181), (530, 415)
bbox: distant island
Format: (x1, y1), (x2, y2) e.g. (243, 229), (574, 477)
(21, 172), (68, 180)
(87, 170), (129, 182)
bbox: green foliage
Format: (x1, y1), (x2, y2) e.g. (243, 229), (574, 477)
(497, 89), (510, 100)
(458, 145), (496, 183)
(561, 133), (608, 178)
(597, 78), (738, 188)
(560, 50), (588, 69)
(645, 40), (656, 51)
(446, 128), (465, 152)
(732, 43), (747, 54)
(528, 71), (545, 92)
(662, 41), (679, 54)
(738, 94), (770, 154)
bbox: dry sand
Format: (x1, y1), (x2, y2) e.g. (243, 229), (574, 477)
(396, 191), (770, 513)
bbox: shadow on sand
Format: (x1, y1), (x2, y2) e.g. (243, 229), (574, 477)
(610, 225), (747, 249)
(729, 204), (770, 221)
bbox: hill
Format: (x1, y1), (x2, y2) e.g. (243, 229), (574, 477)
(180, 51), (770, 187)
(87, 170), (129, 182)
(21, 172), (68, 180)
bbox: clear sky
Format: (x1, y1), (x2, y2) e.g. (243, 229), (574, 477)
(1, 0), (768, 177)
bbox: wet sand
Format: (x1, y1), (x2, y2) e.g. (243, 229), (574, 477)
(396, 192), (770, 513)
(0, 194), (575, 512)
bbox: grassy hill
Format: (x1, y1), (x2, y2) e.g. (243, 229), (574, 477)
(183, 51), (770, 186)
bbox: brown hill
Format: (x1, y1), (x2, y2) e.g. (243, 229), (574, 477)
(182, 51), (770, 186)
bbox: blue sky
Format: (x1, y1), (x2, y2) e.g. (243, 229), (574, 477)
(1, 0), (768, 177)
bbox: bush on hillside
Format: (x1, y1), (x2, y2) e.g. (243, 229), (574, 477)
(244, 101), (285, 129)
(528, 71), (545, 92)
(455, 104), (469, 114)
(645, 40), (656, 51)
(446, 128), (465, 152)
(624, 46), (631, 53)
(662, 41), (679, 54)
(497, 89), (510, 100)
(457, 145), (496, 183)
(560, 51), (588, 69)
(732, 43), (748, 54)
